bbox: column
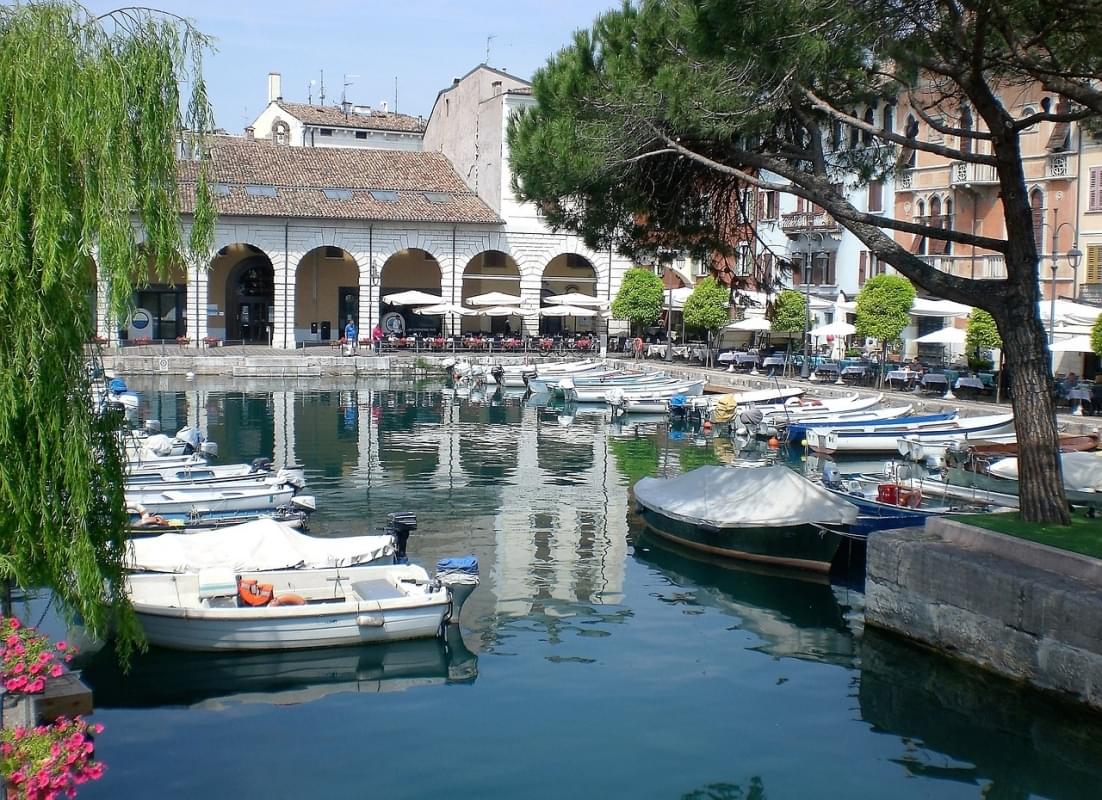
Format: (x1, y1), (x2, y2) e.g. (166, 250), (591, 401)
(185, 257), (209, 348)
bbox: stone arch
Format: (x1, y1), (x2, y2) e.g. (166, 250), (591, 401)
(541, 253), (598, 336)
(461, 249), (521, 334)
(124, 245), (189, 342)
(271, 118), (290, 146)
(379, 248), (443, 336)
(294, 245), (361, 344)
(210, 243), (275, 343)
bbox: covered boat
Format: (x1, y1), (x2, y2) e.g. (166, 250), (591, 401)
(126, 518), (396, 573)
(633, 465), (858, 572)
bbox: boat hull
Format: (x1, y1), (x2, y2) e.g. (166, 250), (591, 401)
(636, 506), (842, 573)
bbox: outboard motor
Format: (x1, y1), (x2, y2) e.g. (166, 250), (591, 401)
(385, 512), (418, 563)
(175, 426), (202, 454)
(669, 394), (689, 421)
(274, 465), (307, 491)
(107, 378), (128, 395)
(491, 365), (505, 385)
(143, 419), (162, 435)
(436, 556), (480, 624)
(821, 460), (841, 488)
(250, 457), (273, 473)
(199, 440), (219, 459)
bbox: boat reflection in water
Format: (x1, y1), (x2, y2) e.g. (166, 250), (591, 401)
(631, 530), (859, 667)
(79, 626), (477, 710)
(859, 627), (1102, 799)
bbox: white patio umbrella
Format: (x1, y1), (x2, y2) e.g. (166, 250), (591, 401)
(415, 303), (476, 316)
(913, 326), (967, 345)
(466, 291), (522, 306)
(543, 292), (605, 307)
(383, 290), (443, 306)
(809, 320), (856, 337)
(725, 316), (771, 331)
(538, 304), (599, 317)
(478, 306), (525, 317)
(1050, 335), (1095, 353)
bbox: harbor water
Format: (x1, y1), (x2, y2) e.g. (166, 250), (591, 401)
(26, 376), (1102, 799)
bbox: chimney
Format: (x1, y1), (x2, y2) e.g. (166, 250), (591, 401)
(267, 72), (282, 103)
(380, 100), (388, 114)
(244, 126), (255, 140)
(452, 77), (461, 87)
(491, 80), (502, 96)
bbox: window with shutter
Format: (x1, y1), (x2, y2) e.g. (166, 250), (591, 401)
(859, 251), (867, 286)
(868, 181), (883, 213)
(1090, 167), (1102, 212)
(1030, 190), (1045, 251)
(1086, 245), (1102, 284)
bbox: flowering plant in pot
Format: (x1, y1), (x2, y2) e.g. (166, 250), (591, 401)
(1, 716), (105, 799)
(1, 619), (73, 696)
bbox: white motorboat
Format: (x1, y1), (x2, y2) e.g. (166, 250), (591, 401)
(125, 460), (306, 492)
(807, 413), (1015, 455)
(127, 560), (476, 652)
(128, 509), (311, 536)
(126, 518), (396, 573)
(760, 393), (884, 423)
(126, 484), (316, 523)
(568, 378), (705, 404)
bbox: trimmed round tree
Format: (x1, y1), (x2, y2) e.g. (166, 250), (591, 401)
(0, 3), (215, 661)
(611, 267), (665, 335)
(1091, 315), (1102, 358)
(770, 290), (807, 336)
(683, 277), (730, 367)
(966, 309), (1002, 370)
(855, 275), (916, 355)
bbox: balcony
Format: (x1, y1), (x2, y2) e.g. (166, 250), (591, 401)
(780, 210), (841, 237)
(1046, 154), (1074, 179)
(948, 161), (998, 187)
(918, 253), (1005, 279)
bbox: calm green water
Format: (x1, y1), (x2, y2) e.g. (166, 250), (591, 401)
(26, 377), (1102, 799)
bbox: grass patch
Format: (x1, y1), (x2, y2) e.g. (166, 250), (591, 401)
(952, 510), (1102, 560)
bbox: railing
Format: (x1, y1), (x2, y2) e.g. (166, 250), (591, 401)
(917, 253), (1006, 279)
(948, 161), (998, 186)
(1046, 154), (1073, 179)
(1079, 284), (1102, 304)
(780, 210), (841, 235)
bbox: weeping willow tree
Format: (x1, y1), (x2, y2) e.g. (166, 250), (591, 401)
(0, 3), (215, 661)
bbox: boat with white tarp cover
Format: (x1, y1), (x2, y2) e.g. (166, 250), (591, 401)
(633, 465), (859, 572)
(125, 518), (396, 574)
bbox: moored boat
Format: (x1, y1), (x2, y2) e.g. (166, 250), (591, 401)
(633, 465), (859, 572)
(807, 413), (1014, 455)
(127, 561), (466, 651)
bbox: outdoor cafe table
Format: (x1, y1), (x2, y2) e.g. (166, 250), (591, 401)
(719, 352), (759, 368)
(920, 373), (948, 393)
(1068, 386), (1093, 413)
(841, 365), (868, 383)
(886, 369), (919, 389)
(954, 376), (985, 392)
(813, 363), (841, 380)
(761, 356), (788, 375)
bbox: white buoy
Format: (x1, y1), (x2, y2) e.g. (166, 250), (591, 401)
(185, 371), (195, 381)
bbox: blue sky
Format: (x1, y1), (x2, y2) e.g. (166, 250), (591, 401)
(83, 1), (616, 131)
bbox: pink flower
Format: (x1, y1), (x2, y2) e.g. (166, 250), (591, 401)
(49, 664), (62, 678)
(8, 617), (20, 629)
(54, 642), (67, 652)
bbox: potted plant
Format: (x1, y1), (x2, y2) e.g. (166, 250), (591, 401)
(2, 618), (73, 696)
(1, 716), (105, 799)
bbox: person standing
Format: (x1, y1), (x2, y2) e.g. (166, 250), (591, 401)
(344, 318), (357, 354)
(372, 322), (384, 353)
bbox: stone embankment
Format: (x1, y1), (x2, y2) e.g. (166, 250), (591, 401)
(867, 519), (1102, 713)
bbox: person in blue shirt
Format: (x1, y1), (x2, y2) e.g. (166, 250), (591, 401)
(344, 318), (357, 354)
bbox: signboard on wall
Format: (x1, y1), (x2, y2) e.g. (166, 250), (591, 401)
(127, 308), (153, 340)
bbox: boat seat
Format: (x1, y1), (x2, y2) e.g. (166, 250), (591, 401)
(351, 579), (405, 602)
(197, 567), (238, 599)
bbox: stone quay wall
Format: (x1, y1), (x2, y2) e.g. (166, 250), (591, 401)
(866, 518), (1102, 713)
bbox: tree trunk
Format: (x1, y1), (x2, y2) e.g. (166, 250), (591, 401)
(996, 303), (1069, 523)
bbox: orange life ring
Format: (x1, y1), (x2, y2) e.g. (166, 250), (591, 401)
(237, 577), (274, 607)
(270, 593), (306, 607)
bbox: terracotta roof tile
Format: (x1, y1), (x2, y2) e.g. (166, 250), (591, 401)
(177, 136), (500, 225)
(275, 102), (425, 133)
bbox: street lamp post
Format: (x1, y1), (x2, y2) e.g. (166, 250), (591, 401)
(1049, 212), (1083, 343)
(798, 231), (825, 378)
